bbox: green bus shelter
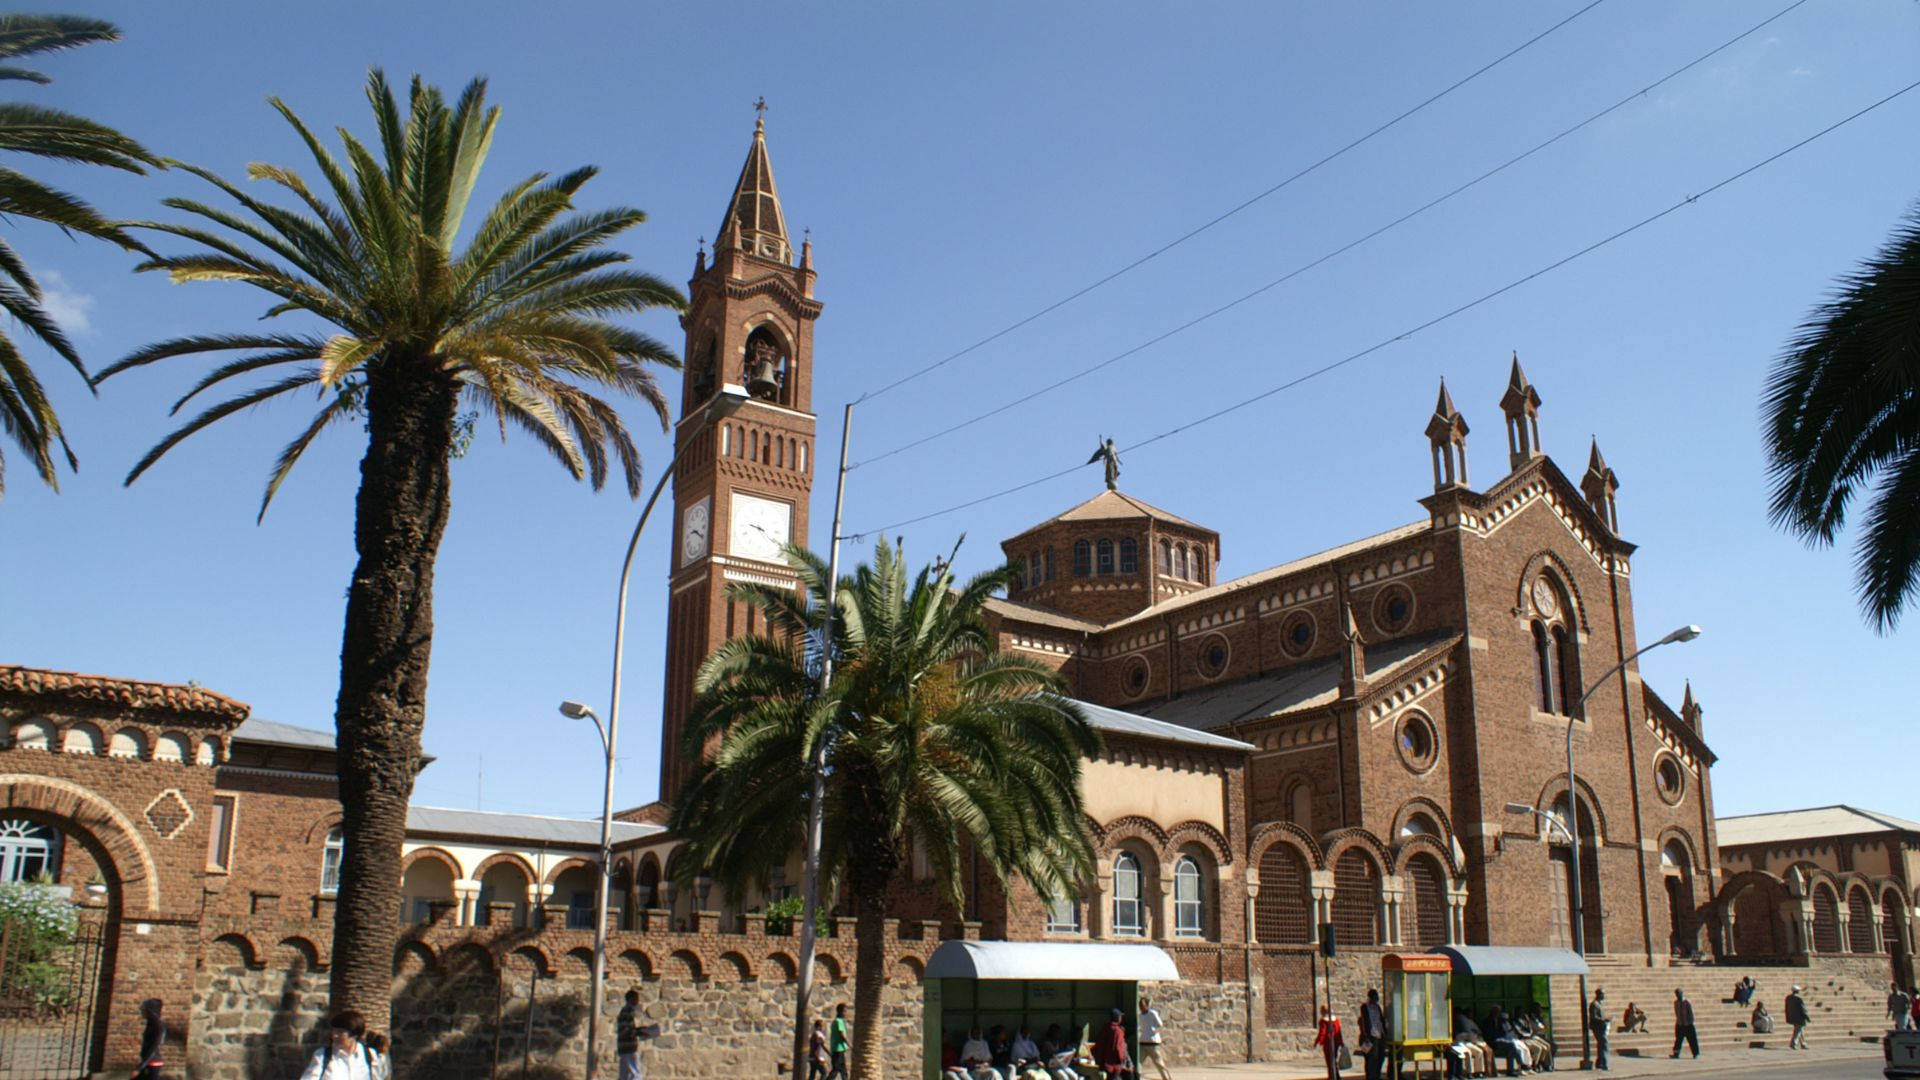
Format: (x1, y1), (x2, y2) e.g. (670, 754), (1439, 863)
(1428, 945), (1588, 1038)
(922, 940), (1180, 1080)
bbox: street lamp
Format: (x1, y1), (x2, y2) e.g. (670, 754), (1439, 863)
(1510, 623), (1700, 1070)
(574, 384), (749, 1080)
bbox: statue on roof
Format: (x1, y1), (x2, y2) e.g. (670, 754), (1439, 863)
(1087, 436), (1121, 490)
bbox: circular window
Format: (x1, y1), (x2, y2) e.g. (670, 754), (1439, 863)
(1198, 634), (1230, 679)
(1654, 755), (1685, 805)
(1281, 612), (1315, 657)
(1123, 656), (1150, 698)
(1373, 584), (1415, 635)
(1396, 712), (1438, 773)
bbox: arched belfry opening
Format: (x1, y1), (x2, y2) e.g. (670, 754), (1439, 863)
(743, 325), (790, 406)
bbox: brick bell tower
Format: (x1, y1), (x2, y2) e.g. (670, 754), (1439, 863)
(658, 112), (821, 804)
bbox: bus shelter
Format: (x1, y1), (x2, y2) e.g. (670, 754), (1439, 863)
(1428, 945), (1588, 1042)
(922, 940), (1179, 1080)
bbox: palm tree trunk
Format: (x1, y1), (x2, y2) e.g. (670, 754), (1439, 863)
(327, 358), (459, 1027)
(852, 887), (887, 1076)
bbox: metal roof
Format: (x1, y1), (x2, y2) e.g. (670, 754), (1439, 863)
(231, 717), (337, 751)
(925, 940), (1180, 982)
(407, 805), (662, 848)
(1073, 698), (1252, 751)
(1716, 805), (1920, 848)
(1429, 946), (1589, 977)
(1137, 631), (1456, 732)
(985, 596), (1103, 633)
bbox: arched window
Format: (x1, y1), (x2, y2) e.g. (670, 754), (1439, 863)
(1531, 622), (1558, 713)
(0, 820), (61, 883)
(1175, 546), (1188, 581)
(1159, 539), (1172, 573)
(1195, 551), (1208, 584)
(1405, 853), (1449, 947)
(798, 441), (808, 473)
(1073, 541), (1091, 578)
(1286, 781), (1312, 832)
(321, 829), (344, 895)
(1096, 539), (1115, 575)
(1398, 813), (1439, 839)
(1552, 625), (1580, 715)
(1173, 856), (1204, 937)
(1332, 849), (1382, 947)
(1118, 538), (1137, 575)
(1255, 844), (1312, 944)
(1848, 887), (1876, 953)
(1044, 548), (1056, 582)
(1028, 553), (1041, 590)
(1812, 884), (1841, 953)
(1112, 853), (1144, 936)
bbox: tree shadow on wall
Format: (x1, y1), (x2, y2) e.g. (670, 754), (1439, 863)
(388, 938), (588, 1080)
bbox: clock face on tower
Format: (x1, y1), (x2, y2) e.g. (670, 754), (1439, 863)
(729, 492), (792, 562)
(681, 496), (711, 565)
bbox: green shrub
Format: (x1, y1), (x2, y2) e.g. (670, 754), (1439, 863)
(0, 880), (79, 1011)
(762, 895), (829, 938)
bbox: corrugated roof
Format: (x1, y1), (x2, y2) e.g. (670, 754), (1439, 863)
(1105, 521), (1430, 631)
(1716, 805), (1920, 848)
(407, 805), (663, 848)
(231, 716), (336, 751)
(1073, 698), (1252, 751)
(1136, 631), (1456, 732)
(984, 596), (1102, 633)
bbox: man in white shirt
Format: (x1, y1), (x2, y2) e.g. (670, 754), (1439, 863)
(299, 1010), (381, 1080)
(1138, 996), (1171, 1080)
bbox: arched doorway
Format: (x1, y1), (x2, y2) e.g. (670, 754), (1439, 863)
(1661, 840), (1695, 957)
(1547, 793), (1604, 953)
(1812, 883), (1841, 953)
(1253, 843), (1312, 944)
(1332, 849), (1382, 947)
(1404, 853), (1449, 948)
(1848, 886), (1877, 954)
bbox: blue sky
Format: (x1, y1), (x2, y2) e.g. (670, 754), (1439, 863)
(1, 2), (1915, 822)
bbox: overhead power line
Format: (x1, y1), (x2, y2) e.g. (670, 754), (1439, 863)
(846, 76), (1920, 540)
(849, 0), (1812, 472)
(852, 0), (1609, 405)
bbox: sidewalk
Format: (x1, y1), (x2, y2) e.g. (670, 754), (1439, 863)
(1168, 1040), (1882, 1079)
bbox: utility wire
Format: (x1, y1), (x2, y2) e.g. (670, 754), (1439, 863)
(852, 0), (1609, 405)
(846, 76), (1920, 540)
(849, 0), (1811, 472)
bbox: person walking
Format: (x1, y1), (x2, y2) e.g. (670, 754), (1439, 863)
(1137, 996), (1171, 1080)
(1314, 1003), (1347, 1079)
(1586, 989), (1611, 1072)
(1889, 983), (1913, 1032)
(299, 1010), (380, 1080)
(616, 988), (660, 1080)
(1786, 985), (1811, 1049)
(1668, 988), (1698, 1059)
(135, 998), (166, 1080)
(827, 1004), (851, 1080)
(1357, 988), (1387, 1080)
(807, 1018), (831, 1080)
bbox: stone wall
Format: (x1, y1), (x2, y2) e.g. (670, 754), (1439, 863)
(188, 924), (1260, 1080)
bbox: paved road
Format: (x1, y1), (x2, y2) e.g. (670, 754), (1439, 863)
(1172, 1041), (1888, 1079)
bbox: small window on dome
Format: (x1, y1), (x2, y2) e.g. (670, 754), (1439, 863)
(1096, 540), (1115, 575)
(1119, 539), (1138, 575)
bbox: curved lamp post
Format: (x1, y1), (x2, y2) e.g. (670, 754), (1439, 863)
(565, 383), (750, 1080)
(1505, 622), (1700, 1070)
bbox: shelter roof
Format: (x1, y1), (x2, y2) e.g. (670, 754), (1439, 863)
(926, 940), (1180, 981)
(1429, 945), (1588, 976)
(1715, 805), (1920, 848)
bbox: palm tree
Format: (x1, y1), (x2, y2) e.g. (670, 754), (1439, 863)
(93, 71), (683, 1023)
(672, 541), (1099, 1080)
(1763, 203), (1920, 633)
(0, 13), (157, 495)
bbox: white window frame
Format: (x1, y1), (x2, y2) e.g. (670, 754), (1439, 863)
(1112, 853), (1144, 937)
(1174, 856), (1204, 937)
(1045, 894), (1081, 934)
(320, 828), (344, 895)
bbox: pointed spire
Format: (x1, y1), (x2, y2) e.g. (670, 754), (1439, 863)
(1426, 378), (1470, 491)
(1680, 680), (1703, 732)
(1500, 352), (1544, 471)
(716, 107), (792, 264)
(1582, 437), (1620, 533)
(1338, 596), (1367, 696)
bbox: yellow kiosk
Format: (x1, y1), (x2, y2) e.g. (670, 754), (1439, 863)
(1382, 952), (1452, 1078)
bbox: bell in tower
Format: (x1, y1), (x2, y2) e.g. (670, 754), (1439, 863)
(744, 328), (785, 401)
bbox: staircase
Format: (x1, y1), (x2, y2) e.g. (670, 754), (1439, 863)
(1545, 957), (1892, 1057)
